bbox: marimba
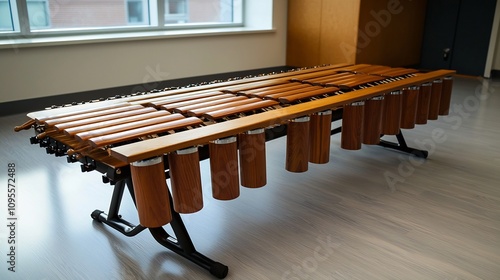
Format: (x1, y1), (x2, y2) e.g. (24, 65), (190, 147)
(14, 64), (455, 279)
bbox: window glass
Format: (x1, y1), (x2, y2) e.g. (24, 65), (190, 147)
(165, 0), (241, 25)
(28, 0), (151, 30)
(2, 0), (243, 37)
(127, 0), (148, 24)
(0, 0), (14, 31)
(28, 0), (50, 29)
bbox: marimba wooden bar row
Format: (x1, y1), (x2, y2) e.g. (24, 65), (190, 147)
(14, 64), (455, 279)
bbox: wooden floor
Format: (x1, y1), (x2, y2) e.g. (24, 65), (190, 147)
(1, 76), (499, 279)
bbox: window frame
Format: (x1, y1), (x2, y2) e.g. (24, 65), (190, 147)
(0, 0), (244, 40)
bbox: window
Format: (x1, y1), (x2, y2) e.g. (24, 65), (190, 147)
(165, 0), (236, 25)
(127, 0), (149, 25)
(165, 0), (188, 24)
(1, 0), (243, 37)
(0, 0), (13, 31)
(27, 0), (50, 29)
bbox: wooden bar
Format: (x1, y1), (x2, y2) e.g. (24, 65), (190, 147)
(186, 98), (258, 117)
(173, 96), (248, 114)
(339, 75), (385, 89)
(160, 94), (236, 111)
(63, 110), (170, 136)
(240, 83), (311, 97)
(147, 91), (225, 107)
(314, 75), (360, 87)
(54, 107), (158, 131)
(202, 100), (279, 121)
(278, 87), (339, 104)
(75, 114), (186, 142)
(33, 102), (129, 123)
(88, 117), (203, 148)
(265, 86), (325, 100)
(43, 105), (144, 126)
(300, 72), (353, 85)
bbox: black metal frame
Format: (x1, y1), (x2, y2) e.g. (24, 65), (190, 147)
(378, 132), (428, 158)
(91, 176), (229, 279)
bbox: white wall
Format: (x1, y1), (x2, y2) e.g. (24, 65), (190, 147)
(0, 0), (287, 103)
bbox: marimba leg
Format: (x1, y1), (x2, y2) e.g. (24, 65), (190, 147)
(92, 177), (229, 279)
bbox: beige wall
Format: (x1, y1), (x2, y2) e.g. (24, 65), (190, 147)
(0, 0), (287, 103)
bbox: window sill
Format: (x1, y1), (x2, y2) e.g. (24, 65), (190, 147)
(0, 27), (275, 50)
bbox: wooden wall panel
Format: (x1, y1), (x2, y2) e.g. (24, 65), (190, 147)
(286, 0), (426, 67)
(286, 0), (323, 67)
(356, 0), (428, 66)
(319, 0), (361, 65)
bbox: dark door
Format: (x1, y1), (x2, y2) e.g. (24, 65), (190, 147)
(420, 0), (497, 76)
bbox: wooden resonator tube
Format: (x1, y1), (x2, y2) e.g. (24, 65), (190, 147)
(168, 147), (203, 214)
(341, 101), (364, 150)
(239, 129), (267, 188)
(286, 116), (310, 172)
(362, 96), (384, 145)
(210, 137), (240, 200)
(428, 79), (443, 120)
(309, 110), (332, 164)
(416, 82), (432, 124)
(439, 76), (453, 115)
(130, 156), (172, 228)
(400, 86), (420, 129)
(381, 90), (403, 135)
